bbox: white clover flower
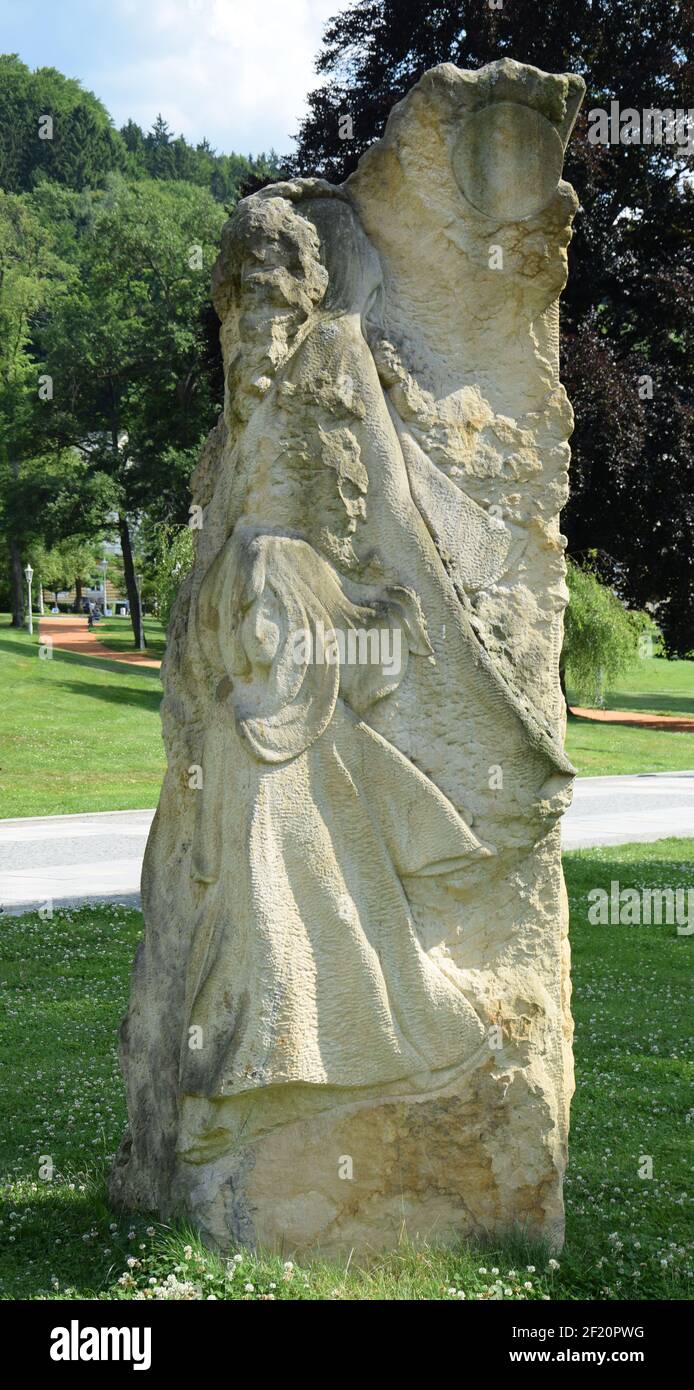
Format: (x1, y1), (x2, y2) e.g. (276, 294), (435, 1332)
(548, 1258), (560, 1271)
(244, 1282), (255, 1292)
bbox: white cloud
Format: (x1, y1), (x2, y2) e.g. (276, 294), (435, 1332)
(98, 0), (340, 154)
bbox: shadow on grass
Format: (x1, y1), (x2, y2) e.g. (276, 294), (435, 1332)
(50, 678), (162, 713)
(97, 630), (167, 662)
(605, 691), (694, 716)
(0, 630), (162, 684)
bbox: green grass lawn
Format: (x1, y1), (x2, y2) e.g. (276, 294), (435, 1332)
(568, 656), (694, 719)
(564, 716), (694, 777)
(95, 615), (167, 662)
(1, 623), (692, 819)
(0, 619), (165, 818)
(564, 655), (694, 776)
(0, 839), (690, 1301)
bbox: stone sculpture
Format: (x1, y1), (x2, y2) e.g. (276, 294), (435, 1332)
(110, 57), (584, 1257)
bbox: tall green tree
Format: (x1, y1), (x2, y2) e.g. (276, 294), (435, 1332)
(0, 186), (116, 622)
(39, 176), (225, 645)
(0, 54), (126, 192)
(0, 190), (63, 623)
(561, 559), (650, 707)
(289, 0), (693, 654)
(31, 535), (103, 609)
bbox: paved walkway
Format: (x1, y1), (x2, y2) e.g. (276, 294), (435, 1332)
(562, 770), (694, 849)
(38, 614), (161, 669)
(0, 809), (154, 914)
(1, 773), (693, 915)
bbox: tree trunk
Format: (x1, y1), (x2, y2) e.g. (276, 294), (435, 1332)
(9, 459), (23, 627)
(559, 661), (573, 718)
(73, 576), (83, 613)
(10, 533), (23, 627)
(118, 512), (143, 648)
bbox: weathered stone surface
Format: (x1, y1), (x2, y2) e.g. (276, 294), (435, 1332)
(109, 58), (584, 1258)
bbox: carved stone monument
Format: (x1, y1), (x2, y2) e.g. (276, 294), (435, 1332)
(110, 58), (584, 1257)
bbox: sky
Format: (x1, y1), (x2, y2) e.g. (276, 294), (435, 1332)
(0, 0), (341, 156)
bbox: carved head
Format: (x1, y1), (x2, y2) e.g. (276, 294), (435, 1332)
(212, 186), (384, 423)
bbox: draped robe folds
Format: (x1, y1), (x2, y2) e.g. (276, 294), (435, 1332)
(183, 702), (492, 1098)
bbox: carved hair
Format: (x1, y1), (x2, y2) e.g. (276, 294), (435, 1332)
(196, 528), (430, 763)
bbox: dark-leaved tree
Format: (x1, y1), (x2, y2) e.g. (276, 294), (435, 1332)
(289, 0), (693, 653)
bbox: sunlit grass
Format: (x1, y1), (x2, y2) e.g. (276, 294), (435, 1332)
(1, 624), (693, 819)
(0, 619), (165, 817)
(564, 655), (694, 776)
(564, 716), (693, 777)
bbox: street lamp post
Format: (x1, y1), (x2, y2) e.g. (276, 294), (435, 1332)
(24, 563), (34, 636)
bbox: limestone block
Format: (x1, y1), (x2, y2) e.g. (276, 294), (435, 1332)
(109, 57), (583, 1259)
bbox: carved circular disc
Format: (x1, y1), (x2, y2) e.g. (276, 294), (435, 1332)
(452, 102), (564, 222)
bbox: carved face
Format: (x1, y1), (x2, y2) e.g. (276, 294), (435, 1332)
(240, 588), (282, 669)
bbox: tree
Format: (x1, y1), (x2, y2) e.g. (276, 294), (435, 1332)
(289, 0), (694, 654)
(32, 536), (103, 608)
(0, 55), (126, 193)
(38, 176), (225, 646)
(561, 560), (652, 707)
(145, 115), (176, 180)
(0, 61), (284, 630)
(0, 190), (65, 624)
(142, 521), (194, 627)
(0, 184), (117, 622)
